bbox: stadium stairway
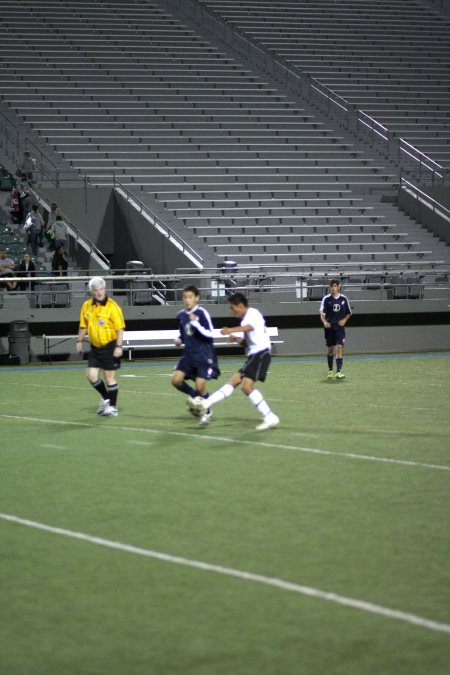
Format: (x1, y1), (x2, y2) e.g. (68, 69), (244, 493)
(0, 0), (448, 274)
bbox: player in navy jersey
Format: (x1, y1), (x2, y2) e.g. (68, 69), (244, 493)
(320, 279), (352, 380)
(171, 285), (220, 426)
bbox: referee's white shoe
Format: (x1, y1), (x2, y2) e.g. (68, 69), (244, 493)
(100, 405), (118, 417)
(97, 398), (110, 414)
(256, 413), (280, 431)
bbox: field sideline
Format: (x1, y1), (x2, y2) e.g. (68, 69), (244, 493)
(1, 353), (449, 674)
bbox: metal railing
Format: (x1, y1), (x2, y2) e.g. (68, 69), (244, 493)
(171, 0), (449, 186)
(113, 178), (204, 269)
(399, 140), (446, 184)
(400, 177), (450, 222)
(1, 268), (448, 307)
(29, 185), (110, 271)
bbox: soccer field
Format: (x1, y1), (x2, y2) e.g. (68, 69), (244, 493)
(1, 353), (449, 675)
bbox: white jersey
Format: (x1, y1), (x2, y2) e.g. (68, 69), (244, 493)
(241, 307), (271, 355)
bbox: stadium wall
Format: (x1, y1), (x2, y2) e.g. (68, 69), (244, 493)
(0, 299), (448, 363)
(43, 187), (201, 271)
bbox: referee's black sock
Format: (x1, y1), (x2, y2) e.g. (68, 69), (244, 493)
(108, 384), (118, 407)
(91, 379), (108, 399)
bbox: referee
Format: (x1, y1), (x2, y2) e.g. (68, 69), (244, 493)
(76, 276), (126, 416)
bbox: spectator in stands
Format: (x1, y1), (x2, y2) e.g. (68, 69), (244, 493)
(320, 279), (352, 380)
(51, 243), (68, 276)
(18, 252), (37, 291)
(17, 150), (36, 184)
(16, 175), (31, 225)
(24, 204), (44, 257)
(44, 202), (59, 250)
(0, 248), (18, 291)
(54, 214), (67, 249)
(10, 186), (21, 224)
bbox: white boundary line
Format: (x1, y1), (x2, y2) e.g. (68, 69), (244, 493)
(1, 512), (449, 635)
(1, 414), (449, 472)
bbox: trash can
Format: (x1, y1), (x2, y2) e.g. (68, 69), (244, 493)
(8, 320), (31, 364)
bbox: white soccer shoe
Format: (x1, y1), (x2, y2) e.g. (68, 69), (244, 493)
(198, 409), (213, 427)
(97, 398), (110, 415)
(100, 405), (118, 417)
(188, 395), (209, 414)
(256, 413), (280, 431)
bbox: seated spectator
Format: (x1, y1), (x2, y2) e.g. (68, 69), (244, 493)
(51, 244), (68, 276)
(18, 252), (37, 290)
(0, 249), (17, 291)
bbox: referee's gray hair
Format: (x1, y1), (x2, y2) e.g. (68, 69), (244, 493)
(89, 276), (106, 291)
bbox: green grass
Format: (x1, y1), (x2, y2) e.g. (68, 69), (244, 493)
(1, 353), (450, 675)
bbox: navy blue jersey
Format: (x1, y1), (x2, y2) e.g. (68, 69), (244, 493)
(177, 305), (216, 358)
(320, 293), (352, 326)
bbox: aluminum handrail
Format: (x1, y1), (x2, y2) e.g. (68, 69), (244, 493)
(171, 0), (447, 185)
(29, 185), (110, 270)
(113, 179), (204, 269)
(399, 140), (446, 182)
(400, 177), (450, 220)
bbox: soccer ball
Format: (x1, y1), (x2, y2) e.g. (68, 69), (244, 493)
(186, 401), (201, 417)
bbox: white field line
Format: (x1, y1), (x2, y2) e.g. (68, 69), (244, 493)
(24, 384), (450, 412)
(40, 444), (66, 450)
(126, 440), (154, 447)
(1, 414), (449, 473)
(0, 512), (449, 636)
(26, 383), (175, 396)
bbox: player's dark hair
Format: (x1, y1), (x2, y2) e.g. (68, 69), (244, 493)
(329, 278), (340, 286)
(228, 292), (248, 307)
(182, 284), (200, 297)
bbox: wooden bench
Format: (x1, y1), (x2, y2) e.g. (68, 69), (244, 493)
(42, 327), (281, 361)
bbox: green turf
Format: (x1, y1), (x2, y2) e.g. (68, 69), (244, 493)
(1, 354), (450, 674)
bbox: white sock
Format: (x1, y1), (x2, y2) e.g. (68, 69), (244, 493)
(248, 389), (271, 417)
(207, 383), (234, 407)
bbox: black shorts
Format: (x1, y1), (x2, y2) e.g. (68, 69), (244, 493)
(88, 340), (121, 371)
(239, 349), (271, 382)
(324, 326), (346, 347)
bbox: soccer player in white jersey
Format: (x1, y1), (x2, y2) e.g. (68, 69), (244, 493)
(189, 293), (279, 431)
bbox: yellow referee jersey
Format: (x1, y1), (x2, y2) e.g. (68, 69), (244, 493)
(79, 297), (125, 348)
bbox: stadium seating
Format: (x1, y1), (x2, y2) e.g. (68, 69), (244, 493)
(0, 0), (449, 277)
(196, 0), (450, 172)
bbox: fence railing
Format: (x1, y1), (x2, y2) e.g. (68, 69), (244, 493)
(29, 185), (110, 271)
(1, 268), (448, 308)
(399, 140), (446, 184)
(171, 0), (449, 186)
(113, 178), (204, 269)
(400, 177), (450, 221)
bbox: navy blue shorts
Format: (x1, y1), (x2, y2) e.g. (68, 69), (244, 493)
(324, 326), (346, 347)
(176, 354), (220, 381)
(239, 349), (271, 382)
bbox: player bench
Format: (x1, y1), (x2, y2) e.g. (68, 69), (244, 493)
(41, 327), (281, 361)
(121, 327), (281, 360)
